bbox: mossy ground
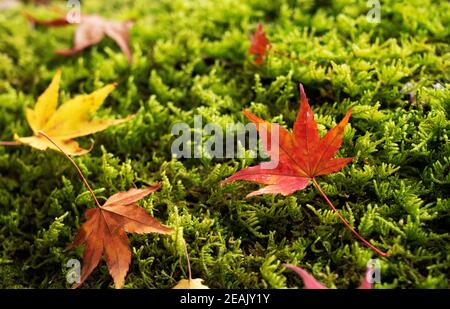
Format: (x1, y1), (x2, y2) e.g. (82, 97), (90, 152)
(0, 0), (449, 289)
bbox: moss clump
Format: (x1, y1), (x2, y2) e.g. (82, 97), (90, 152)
(0, 0), (449, 288)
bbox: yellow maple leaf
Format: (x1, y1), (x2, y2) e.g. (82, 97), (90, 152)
(173, 278), (210, 289)
(14, 70), (133, 155)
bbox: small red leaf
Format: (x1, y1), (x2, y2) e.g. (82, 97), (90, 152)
(358, 267), (374, 289)
(249, 23), (271, 65)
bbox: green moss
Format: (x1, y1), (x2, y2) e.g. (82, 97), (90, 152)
(0, 0), (449, 288)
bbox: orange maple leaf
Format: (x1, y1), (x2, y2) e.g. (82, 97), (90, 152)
(70, 184), (173, 288)
(39, 132), (173, 288)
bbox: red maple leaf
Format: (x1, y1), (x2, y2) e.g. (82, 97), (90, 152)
(283, 264), (373, 289)
(222, 84), (352, 196)
(249, 22), (271, 65)
(222, 85), (390, 256)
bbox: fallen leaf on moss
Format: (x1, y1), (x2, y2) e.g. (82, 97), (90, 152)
(283, 264), (373, 289)
(222, 84), (352, 196)
(222, 84), (390, 256)
(25, 13), (133, 63)
(249, 23), (271, 65)
(38, 132), (173, 289)
(70, 184), (174, 288)
(173, 278), (210, 289)
(15, 70), (133, 156)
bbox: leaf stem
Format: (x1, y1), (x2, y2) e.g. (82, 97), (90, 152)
(38, 131), (101, 208)
(312, 178), (390, 257)
(182, 240), (192, 281)
(0, 141), (20, 146)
